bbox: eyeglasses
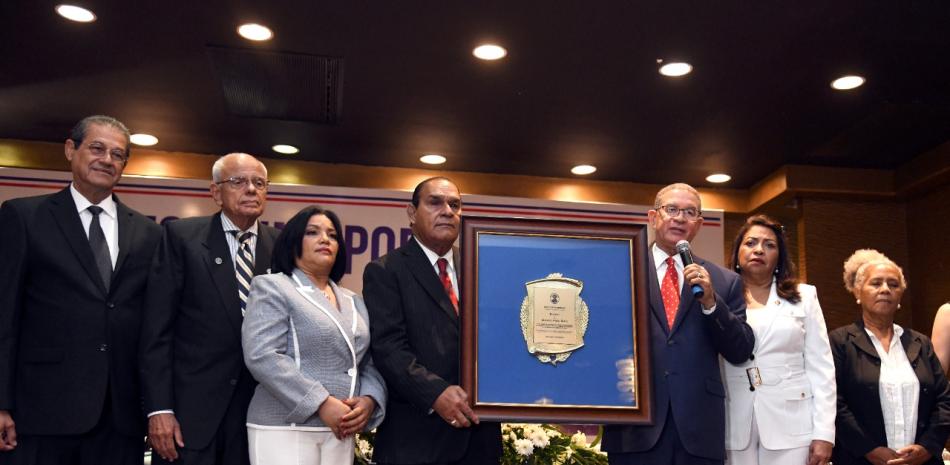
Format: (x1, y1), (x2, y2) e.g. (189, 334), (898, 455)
(658, 204), (701, 220)
(86, 142), (129, 164)
(215, 176), (269, 190)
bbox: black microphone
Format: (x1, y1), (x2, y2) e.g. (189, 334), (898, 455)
(675, 240), (704, 298)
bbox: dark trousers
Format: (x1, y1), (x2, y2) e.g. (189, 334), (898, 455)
(150, 386), (250, 465)
(609, 409), (723, 465)
(378, 421), (502, 465)
(0, 398), (142, 465)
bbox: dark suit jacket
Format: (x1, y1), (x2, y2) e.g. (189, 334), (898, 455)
(0, 187), (161, 437)
(831, 321), (950, 465)
(363, 238), (501, 464)
(139, 213), (278, 449)
(603, 250), (754, 460)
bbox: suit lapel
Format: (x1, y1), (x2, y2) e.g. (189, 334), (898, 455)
(48, 187), (107, 296)
(646, 253), (670, 336)
(253, 225), (275, 275)
(901, 329), (921, 364)
(848, 322), (880, 360)
(670, 255), (708, 334)
(404, 239), (458, 325)
(204, 214), (243, 336)
(111, 197), (136, 283)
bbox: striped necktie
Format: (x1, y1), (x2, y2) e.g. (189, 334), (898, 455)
(233, 231), (255, 316)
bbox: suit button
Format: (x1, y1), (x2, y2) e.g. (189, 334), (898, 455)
(107, 302), (115, 309)
(98, 344), (108, 352)
(749, 354), (755, 361)
(664, 370), (671, 377)
(347, 368), (356, 377)
(667, 340), (675, 346)
(229, 379), (238, 386)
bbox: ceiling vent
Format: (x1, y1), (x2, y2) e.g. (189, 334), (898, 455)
(206, 45), (343, 124)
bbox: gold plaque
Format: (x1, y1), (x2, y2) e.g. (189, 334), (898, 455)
(520, 273), (590, 365)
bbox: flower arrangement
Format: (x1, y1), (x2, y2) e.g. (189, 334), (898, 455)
(501, 424), (608, 465)
(354, 424), (607, 464)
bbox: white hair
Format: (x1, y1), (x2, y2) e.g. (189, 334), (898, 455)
(842, 248), (907, 296)
(654, 183), (702, 210)
(211, 153), (267, 182)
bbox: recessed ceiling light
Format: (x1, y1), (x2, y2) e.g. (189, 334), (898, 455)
(238, 23), (273, 41)
(705, 173), (731, 183)
(272, 144), (299, 154)
(659, 62), (692, 77)
(420, 154), (447, 165)
(473, 44), (507, 61)
(571, 165), (597, 176)
(129, 133), (158, 146)
(831, 75), (865, 90)
(55, 4), (96, 22)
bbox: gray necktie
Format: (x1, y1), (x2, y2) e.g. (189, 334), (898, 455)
(87, 206), (112, 291)
(233, 231), (254, 316)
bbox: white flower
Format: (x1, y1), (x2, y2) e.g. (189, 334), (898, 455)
(528, 428), (550, 448)
(544, 427), (560, 438)
(509, 431), (518, 442)
(571, 431), (588, 447)
(514, 438), (534, 456)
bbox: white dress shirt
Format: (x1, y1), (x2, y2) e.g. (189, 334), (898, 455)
(415, 236), (459, 298)
(865, 325), (920, 450)
(221, 212), (259, 270)
(70, 183), (118, 268)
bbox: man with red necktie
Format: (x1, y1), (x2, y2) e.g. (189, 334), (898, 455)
(363, 177), (501, 465)
(604, 183), (755, 465)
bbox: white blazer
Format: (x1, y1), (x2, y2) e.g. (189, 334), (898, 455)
(723, 283), (836, 450)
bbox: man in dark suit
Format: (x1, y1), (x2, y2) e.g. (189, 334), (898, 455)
(364, 177), (501, 465)
(139, 153), (278, 465)
(0, 115), (162, 464)
(603, 183), (755, 465)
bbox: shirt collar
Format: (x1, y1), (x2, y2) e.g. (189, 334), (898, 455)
(220, 212), (259, 236)
(414, 236), (455, 271)
(70, 183), (117, 219)
(652, 243), (682, 270)
(864, 324), (904, 348)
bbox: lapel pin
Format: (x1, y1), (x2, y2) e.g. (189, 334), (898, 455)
(215, 257), (223, 265)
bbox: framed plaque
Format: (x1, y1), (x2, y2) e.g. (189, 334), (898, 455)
(460, 216), (652, 424)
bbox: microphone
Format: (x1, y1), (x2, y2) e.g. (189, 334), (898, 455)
(675, 240), (704, 298)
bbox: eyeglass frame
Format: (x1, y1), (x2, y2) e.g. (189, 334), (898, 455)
(656, 204), (702, 221)
(84, 141), (130, 164)
(214, 176), (270, 191)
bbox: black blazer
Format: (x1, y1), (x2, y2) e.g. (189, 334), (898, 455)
(602, 251), (755, 460)
(831, 321), (950, 465)
(363, 238), (501, 464)
(0, 187), (161, 437)
(139, 214), (278, 449)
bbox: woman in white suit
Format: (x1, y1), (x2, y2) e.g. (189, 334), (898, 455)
(242, 205), (386, 465)
(723, 215), (835, 465)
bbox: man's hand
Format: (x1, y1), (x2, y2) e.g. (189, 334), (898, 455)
(807, 439), (832, 465)
(0, 410), (16, 451)
(317, 396), (352, 440)
(864, 446), (899, 465)
(888, 444), (932, 465)
(148, 413), (184, 461)
(683, 263), (715, 309)
(432, 385), (478, 428)
(339, 396), (376, 437)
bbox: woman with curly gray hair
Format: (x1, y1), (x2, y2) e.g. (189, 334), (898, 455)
(830, 249), (950, 465)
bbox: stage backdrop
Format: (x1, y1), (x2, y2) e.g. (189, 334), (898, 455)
(0, 167), (724, 293)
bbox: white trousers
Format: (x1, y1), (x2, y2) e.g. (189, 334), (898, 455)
(247, 426), (355, 465)
(726, 416), (809, 465)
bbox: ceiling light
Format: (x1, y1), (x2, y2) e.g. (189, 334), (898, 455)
(659, 62), (692, 77)
(272, 144), (299, 154)
(831, 75), (865, 90)
(420, 154), (446, 165)
(571, 165), (597, 176)
(473, 44), (507, 61)
(55, 4), (96, 22)
(238, 23), (273, 41)
(129, 133), (158, 146)
(705, 173), (731, 183)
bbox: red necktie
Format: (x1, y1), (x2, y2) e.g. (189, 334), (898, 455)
(661, 256), (679, 329)
(437, 258), (459, 313)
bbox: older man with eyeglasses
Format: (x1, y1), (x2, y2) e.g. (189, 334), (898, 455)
(140, 153), (279, 465)
(603, 183), (755, 465)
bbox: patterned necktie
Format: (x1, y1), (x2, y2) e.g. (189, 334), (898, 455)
(436, 258), (459, 313)
(86, 206), (112, 291)
(233, 231), (255, 316)
(661, 256), (679, 329)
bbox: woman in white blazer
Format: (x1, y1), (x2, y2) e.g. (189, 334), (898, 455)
(242, 206), (386, 465)
(723, 215), (836, 465)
